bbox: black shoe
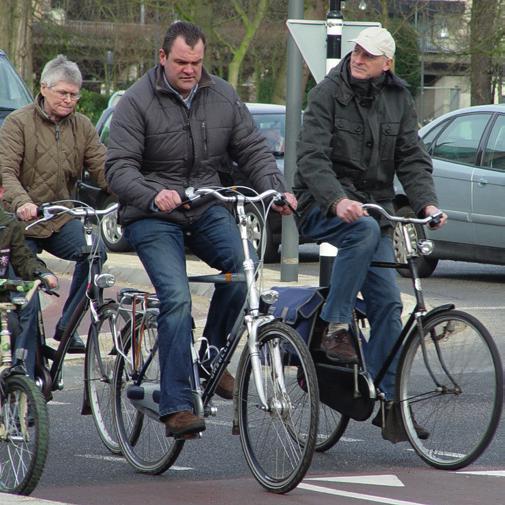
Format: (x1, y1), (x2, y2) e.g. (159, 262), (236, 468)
(372, 401), (430, 442)
(54, 329), (86, 354)
(320, 328), (358, 364)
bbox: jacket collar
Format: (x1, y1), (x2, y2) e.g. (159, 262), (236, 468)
(327, 53), (407, 106)
(153, 65), (214, 97)
(33, 93), (74, 124)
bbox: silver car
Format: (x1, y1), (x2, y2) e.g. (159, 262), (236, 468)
(393, 104), (505, 277)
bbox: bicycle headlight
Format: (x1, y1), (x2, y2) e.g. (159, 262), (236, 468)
(260, 289), (279, 306)
(94, 273), (116, 288)
(417, 240), (434, 256)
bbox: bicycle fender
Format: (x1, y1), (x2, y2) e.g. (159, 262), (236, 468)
(422, 304), (455, 320)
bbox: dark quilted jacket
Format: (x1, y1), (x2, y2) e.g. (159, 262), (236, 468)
(106, 65), (285, 226)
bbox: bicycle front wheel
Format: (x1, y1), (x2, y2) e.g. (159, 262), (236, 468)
(112, 313), (184, 474)
(237, 321), (319, 493)
(398, 309), (503, 470)
(0, 374), (49, 495)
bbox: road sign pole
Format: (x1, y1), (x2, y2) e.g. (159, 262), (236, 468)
(280, 0), (304, 282)
(319, 0), (343, 286)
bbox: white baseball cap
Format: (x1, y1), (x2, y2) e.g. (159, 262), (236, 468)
(349, 27), (396, 59)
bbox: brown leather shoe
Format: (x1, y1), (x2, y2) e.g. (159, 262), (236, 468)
(164, 411), (205, 438)
(215, 369), (234, 400)
(321, 328), (358, 364)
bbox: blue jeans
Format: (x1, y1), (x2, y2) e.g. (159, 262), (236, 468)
(26, 219), (106, 335)
(299, 206), (403, 399)
(10, 294), (40, 379)
(125, 206), (249, 418)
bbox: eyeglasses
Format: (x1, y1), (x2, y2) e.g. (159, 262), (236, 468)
(49, 88), (81, 101)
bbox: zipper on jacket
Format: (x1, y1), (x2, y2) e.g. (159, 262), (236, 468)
(55, 124), (61, 142)
(201, 121), (208, 158)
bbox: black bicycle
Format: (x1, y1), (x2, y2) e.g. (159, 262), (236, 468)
(27, 201), (126, 454)
(111, 187), (319, 494)
(0, 279), (49, 495)
(302, 203), (503, 469)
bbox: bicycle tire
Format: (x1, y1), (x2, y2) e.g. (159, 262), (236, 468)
(86, 302), (127, 455)
(398, 309), (503, 470)
(315, 403), (349, 452)
(112, 312), (184, 474)
(0, 374), (49, 495)
(237, 321), (319, 493)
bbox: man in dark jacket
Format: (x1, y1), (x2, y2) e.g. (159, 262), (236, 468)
(106, 21), (296, 438)
(295, 27), (446, 441)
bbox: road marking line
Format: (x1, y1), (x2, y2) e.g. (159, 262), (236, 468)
(456, 470), (505, 477)
(305, 475), (404, 487)
(299, 483), (432, 505)
(458, 306), (505, 310)
(48, 401), (71, 405)
(76, 454), (192, 470)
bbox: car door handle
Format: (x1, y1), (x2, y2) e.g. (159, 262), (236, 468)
(478, 178), (488, 186)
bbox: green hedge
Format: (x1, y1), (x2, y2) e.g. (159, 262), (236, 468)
(76, 89), (109, 125)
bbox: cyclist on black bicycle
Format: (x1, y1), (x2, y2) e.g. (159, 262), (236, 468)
(295, 27), (447, 441)
(0, 184), (58, 378)
(106, 21), (296, 438)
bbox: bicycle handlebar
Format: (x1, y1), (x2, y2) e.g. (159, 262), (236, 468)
(184, 186), (298, 216)
(362, 203), (443, 227)
(26, 202), (119, 230)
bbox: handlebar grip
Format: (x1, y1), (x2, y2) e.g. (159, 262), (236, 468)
(428, 211), (443, 228)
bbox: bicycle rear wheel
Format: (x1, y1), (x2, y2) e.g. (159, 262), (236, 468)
(398, 309), (503, 470)
(86, 302), (127, 455)
(237, 321), (318, 493)
(112, 313), (184, 474)
(0, 374), (49, 495)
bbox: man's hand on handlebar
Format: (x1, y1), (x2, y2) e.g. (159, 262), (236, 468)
(334, 198), (369, 223)
(39, 273), (59, 290)
(272, 192), (297, 216)
(154, 189), (190, 212)
(423, 205), (447, 229)
(16, 202), (39, 221)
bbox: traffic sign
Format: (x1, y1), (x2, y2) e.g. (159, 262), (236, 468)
(286, 19), (381, 82)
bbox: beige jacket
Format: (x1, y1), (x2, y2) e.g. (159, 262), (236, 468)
(0, 94), (107, 237)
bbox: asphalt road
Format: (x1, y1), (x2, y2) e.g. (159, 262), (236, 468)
(26, 257), (505, 505)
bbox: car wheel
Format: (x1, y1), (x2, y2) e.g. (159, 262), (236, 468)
(100, 195), (131, 252)
(393, 206), (438, 278)
(245, 205), (280, 263)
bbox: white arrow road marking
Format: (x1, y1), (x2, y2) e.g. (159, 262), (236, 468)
(306, 475), (404, 487)
(456, 470), (505, 477)
(76, 454), (192, 470)
(299, 483), (432, 505)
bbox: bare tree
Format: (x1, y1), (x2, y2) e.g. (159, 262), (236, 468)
(470, 0), (500, 104)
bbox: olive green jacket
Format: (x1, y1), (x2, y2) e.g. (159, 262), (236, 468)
(0, 94), (107, 238)
(0, 207), (52, 280)
(295, 54), (438, 221)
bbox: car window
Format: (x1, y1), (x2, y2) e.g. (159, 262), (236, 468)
(420, 120), (448, 152)
(482, 114), (505, 171)
(99, 112), (113, 146)
(431, 113), (491, 165)
(0, 54), (32, 118)
(251, 113), (285, 154)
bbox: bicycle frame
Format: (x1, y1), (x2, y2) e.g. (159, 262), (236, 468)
(360, 205), (456, 399)
(27, 203), (117, 400)
(113, 188), (289, 415)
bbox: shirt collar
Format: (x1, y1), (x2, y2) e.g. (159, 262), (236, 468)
(162, 73), (198, 108)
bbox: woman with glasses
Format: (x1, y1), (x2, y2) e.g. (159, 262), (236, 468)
(0, 54), (108, 353)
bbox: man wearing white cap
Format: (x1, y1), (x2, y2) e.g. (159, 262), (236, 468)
(294, 26), (447, 442)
